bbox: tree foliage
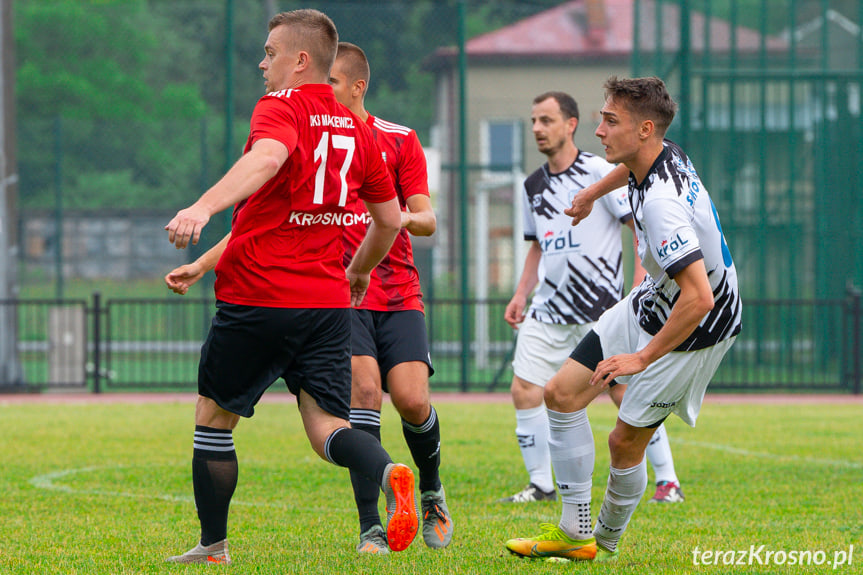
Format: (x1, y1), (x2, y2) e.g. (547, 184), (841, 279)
(16, 0), (852, 209)
(14, 0), (216, 209)
(15, 0), (207, 120)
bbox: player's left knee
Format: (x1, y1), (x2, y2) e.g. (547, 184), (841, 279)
(395, 398), (431, 426)
(607, 427), (647, 463)
(351, 388), (382, 410)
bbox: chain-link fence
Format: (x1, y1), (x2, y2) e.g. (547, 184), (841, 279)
(633, 0), (863, 391)
(6, 1), (863, 392)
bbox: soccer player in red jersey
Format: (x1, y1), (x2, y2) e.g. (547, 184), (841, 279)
(329, 42), (452, 554)
(163, 10), (419, 563)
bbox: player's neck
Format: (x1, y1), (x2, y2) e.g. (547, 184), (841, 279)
(282, 69), (330, 90)
(627, 139), (664, 186)
(547, 145), (579, 174)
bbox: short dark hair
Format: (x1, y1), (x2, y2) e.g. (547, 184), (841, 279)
(603, 76), (677, 136)
(533, 91), (579, 121)
(336, 42), (371, 86)
(268, 9), (338, 75)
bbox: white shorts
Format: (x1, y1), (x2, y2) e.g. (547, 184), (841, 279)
(512, 315), (594, 387)
(594, 293), (736, 428)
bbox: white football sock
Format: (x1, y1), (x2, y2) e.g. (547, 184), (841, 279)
(547, 408), (594, 540)
(645, 423), (679, 485)
(594, 460), (648, 552)
(515, 405), (554, 493)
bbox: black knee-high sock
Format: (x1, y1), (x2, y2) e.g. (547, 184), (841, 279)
(348, 409), (383, 532)
(192, 425), (238, 546)
(402, 406), (441, 493)
(325, 427), (392, 488)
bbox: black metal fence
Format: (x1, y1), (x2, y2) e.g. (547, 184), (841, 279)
(1, 289), (861, 395)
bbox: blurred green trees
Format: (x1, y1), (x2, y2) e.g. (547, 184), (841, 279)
(15, 0), (819, 210)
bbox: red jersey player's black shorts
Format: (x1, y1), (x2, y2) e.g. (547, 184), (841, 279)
(351, 309), (434, 389)
(198, 301), (351, 419)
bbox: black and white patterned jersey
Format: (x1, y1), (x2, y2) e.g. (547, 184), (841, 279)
(629, 140), (742, 350)
(522, 151), (633, 325)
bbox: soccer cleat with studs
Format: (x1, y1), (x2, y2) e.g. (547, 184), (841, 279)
(356, 524), (389, 555)
(595, 543), (620, 562)
(421, 487), (453, 549)
(497, 482), (557, 503)
(166, 539), (231, 565)
(649, 480), (685, 503)
(382, 463), (419, 552)
(505, 523), (597, 561)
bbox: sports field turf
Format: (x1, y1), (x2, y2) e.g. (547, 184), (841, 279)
(1, 394), (860, 574)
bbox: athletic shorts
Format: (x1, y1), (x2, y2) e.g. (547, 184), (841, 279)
(511, 315), (594, 387)
(576, 293), (736, 428)
(351, 309), (434, 389)
(198, 302), (351, 419)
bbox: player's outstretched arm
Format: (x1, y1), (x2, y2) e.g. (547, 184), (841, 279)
(403, 194), (436, 237)
(164, 233), (231, 295)
(165, 139), (288, 249)
(346, 197), (401, 306)
(565, 163), (629, 226)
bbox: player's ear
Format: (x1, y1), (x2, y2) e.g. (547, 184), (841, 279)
(295, 50), (310, 72)
(353, 78), (367, 99)
(639, 118), (654, 141)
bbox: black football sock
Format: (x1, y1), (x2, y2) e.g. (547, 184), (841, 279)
(191, 426), (238, 546)
(402, 406), (442, 493)
(348, 408), (384, 532)
(325, 427), (392, 487)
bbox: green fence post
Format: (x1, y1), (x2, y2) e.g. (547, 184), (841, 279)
(849, 284), (862, 395)
(632, 0), (641, 75)
(92, 291), (101, 394)
(53, 116), (63, 300)
(457, 0), (469, 391)
(223, 0), (235, 236)
(678, 0), (690, 151)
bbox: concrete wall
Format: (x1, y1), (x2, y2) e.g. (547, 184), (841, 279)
(465, 63), (630, 166)
(431, 60), (630, 293)
(20, 212), (188, 280)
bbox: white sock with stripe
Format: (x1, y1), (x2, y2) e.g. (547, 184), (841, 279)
(645, 423), (679, 484)
(547, 409), (594, 540)
(515, 405), (554, 493)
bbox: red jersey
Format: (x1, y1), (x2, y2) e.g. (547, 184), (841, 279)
(214, 84), (396, 308)
(342, 115), (429, 312)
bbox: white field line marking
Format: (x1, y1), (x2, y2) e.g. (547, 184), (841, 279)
(28, 465), (295, 508)
(672, 436), (863, 469)
(593, 425), (863, 470)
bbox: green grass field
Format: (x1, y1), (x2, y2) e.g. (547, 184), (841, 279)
(1, 397), (861, 574)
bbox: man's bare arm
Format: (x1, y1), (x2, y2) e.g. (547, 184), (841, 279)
(346, 197), (402, 307)
(166, 139), (288, 249)
(403, 194), (436, 236)
(564, 163), (629, 225)
(164, 233), (231, 295)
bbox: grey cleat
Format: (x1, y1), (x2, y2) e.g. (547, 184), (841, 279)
(357, 524), (389, 555)
(166, 539), (231, 565)
(421, 487), (453, 549)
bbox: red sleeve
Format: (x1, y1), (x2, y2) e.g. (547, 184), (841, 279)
(248, 96), (299, 154)
(397, 131), (430, 199)
(359, 137), (397, 203)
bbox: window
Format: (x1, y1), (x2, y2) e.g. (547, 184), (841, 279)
(480, 119), (522, 181)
